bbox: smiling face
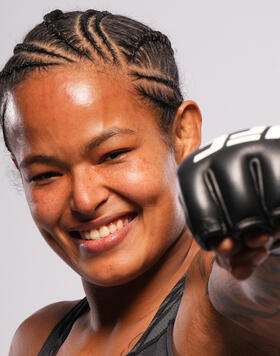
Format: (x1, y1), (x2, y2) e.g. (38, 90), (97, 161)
(5, 65), (194, 286)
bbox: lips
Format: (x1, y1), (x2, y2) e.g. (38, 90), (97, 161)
(70, 212), (138, 253)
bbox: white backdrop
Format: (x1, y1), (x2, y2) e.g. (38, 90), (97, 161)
(1, 0), (280, 353)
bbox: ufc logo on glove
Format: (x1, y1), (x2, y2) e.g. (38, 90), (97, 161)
(193, 126), (280, 163)
(177, 125), (280, 254)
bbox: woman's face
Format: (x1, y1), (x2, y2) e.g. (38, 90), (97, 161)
(6, 65), (189, 286)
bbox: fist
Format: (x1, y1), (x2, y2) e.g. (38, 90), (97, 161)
(178, 125), (280, 279)
(210, 229), (280, 280)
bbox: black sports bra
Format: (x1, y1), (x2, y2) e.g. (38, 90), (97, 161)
(38, 273), (186, 356)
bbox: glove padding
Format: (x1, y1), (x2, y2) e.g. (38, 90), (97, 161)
(177, 125), (280, 251)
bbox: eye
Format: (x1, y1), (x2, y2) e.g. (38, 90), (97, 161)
(100, 149), (131, 163)
(29, 171), (62, 183)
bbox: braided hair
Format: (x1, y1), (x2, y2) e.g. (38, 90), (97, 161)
(0, 9), (183, 154)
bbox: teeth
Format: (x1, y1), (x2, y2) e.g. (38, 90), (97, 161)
(108, 223), (116, 233)
(100, 226), (110, 238)
(117, 220), (123, 229)
(80, 216), (133, 240)
(90, 229), (100, 239)
(85, 232), (91, 240)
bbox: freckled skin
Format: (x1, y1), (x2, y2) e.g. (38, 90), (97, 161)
(9, 66), (190, 287)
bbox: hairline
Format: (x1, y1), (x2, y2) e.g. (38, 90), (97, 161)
(2, 61), (176, 157)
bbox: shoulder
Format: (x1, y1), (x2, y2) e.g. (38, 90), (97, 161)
(187, 240), (215, 283)
(8, 299), (82, 356)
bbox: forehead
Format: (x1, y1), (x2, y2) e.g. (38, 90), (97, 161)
(5, 65), (161, 158)
(12, 65), (136, 116)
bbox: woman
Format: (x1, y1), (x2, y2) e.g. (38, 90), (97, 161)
(1, 9), (280, 355)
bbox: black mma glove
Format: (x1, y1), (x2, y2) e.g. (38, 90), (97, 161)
(177, 125), (280, 254)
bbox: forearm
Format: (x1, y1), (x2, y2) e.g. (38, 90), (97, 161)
(208, 255), (280, 342)
(241, 254), (280, 306)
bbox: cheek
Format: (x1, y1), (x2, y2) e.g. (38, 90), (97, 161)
(23, 183), (68, 230)
(105, 151), (178, 207)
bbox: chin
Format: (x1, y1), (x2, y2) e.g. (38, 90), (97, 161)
(78, 252), (157, 288)
(81, 268), (144, 288)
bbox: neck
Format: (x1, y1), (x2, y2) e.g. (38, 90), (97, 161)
(82, 227), (196, 332)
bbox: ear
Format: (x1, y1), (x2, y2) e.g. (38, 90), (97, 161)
(172, 100), (202, 164)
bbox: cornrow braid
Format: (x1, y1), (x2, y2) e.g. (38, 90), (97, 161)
(14, 43), (74, 63)
(130, 70), (183, 131)
(137, 86), (180, 110)
(103, 18), (182, 133)
(129, 31), (173, 62)
(94, 11), (120, 64)
(136, 83), (182, 135)
(0, 9), (184, 155)
(79, 10), (109, 61)
(131, 71), (182, 96)
(43, 10), (93, 61)
(0, 61), (61, 79)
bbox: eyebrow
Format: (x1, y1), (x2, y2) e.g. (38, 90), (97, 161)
(19, 127), (137, 169)
(83, 127), (136, 154)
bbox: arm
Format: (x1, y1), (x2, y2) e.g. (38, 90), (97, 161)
(177, 126), (280, 345)
(209, 248), (280, 345)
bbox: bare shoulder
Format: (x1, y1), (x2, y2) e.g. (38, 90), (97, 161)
(8, 299), (82, 356)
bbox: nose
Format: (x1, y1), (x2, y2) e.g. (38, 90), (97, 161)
(70, 167), (109, 219)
